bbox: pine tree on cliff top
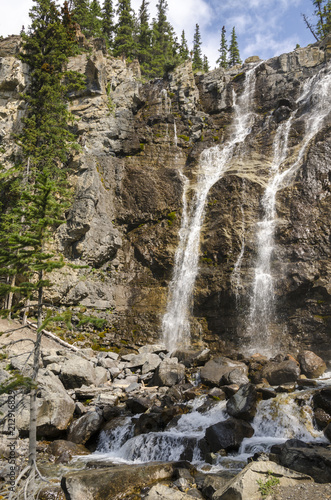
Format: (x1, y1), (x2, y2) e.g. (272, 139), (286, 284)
(102, 0), (115, 47)
(192, 23), (203, 71)
(136, 0), (153, 75)
(150, 0), (179, 76)
(179, 29), (189, 62)
(217, 26), (228, 69)
(113, 0), (136, 59)
(228, 26), (241, 66)
(203, 54), (210, 72)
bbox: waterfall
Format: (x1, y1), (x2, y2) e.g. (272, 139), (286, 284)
(162, 64), (260, 351)
(246, 63), (331, 354)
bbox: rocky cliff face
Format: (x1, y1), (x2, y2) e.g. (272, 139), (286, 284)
(0, 35), (330, 359)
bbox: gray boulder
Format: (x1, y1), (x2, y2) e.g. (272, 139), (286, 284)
(15, 369), (75, 438)
(213, 460), (312, 500)
(200, 357), (248, 387)
(67, 410), (104, 444)
(271, 439), (331, 483)
(205, 417), (254, 452)
(298, 350), (326, 378)
(226, 383), (258, 421)
(59, 355), (97, 389)
(261, 359), (300, 385)
(152, 358), (185, 387)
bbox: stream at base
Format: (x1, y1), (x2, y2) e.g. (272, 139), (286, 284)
(83, 382), (329, 474)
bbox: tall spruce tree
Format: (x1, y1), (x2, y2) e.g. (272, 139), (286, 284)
(136, 0), (152, 74)
(101, 0), (114, 47)
(203, 54), (210, 72)
(71, 0), (92, 36)
(89, 0), (103, 37)
(0, 0), (84, 488)
(192, 23), (203, 71)
(113, 0), (136, 59)
(228, 26), (241, 66)
(150, 0), (179, 76)
(179, 29), (189, 62)
(217, 26), (228, 69)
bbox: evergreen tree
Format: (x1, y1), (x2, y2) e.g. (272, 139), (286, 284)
(90, 0), (103, 37)
(303, 0), (331, 39)
(203, 54), (210, 73)
(101, 0), (114, 47)
(0, 0), (84, 487)
(192, 23), (203, 71)
(228, 26), (241, 67)
(150, 0), (179, 76)
(179, 29), (189, 61)
(113, 0), (136, 59)
(217, 26), (228, 69)
(71, 0), (92, 36)
(136, 0), (152, 74)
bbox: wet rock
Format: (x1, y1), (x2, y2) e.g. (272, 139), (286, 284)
(314, 407), (331, 429)
(200, 357), (248, 387)
(152, 358), (186, 387)
(39, 486), (66, 500)
(213, 460), (312, 500)
(298, 350), (327, 378)
(256, 386), (277, 400)
(261, 359), (300, 385)
(226, 383), (258, 421)
(324, 422), (331, 441)
(208, 387), (226, 401)
(61, 462), (175, 499)
(67, 410), (104, 444)
(201, 474), (229, 499)
(205, 417), (254, 452)
(271, 439), (331, 483)
(313, 387), (331, 414)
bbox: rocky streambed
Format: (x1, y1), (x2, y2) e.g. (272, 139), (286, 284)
(0, 321), (331, 499)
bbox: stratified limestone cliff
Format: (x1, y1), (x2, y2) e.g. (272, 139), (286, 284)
(0, 35), (330, 358)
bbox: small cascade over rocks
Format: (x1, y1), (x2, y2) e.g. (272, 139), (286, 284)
(162, 64), (261, 352)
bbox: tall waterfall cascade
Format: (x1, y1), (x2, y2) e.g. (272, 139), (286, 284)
(245, 63), (331, 354)
(162, 65), (261, 351)
(162, 58), (331, 353)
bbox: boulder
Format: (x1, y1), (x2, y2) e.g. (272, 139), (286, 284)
(67, 410), (104, 444)
(47, 440), (90, 461)
(314, 407), (331, 429)
(126, 397), (151, 414)
(152, 358), (185, 387)
(261, 360), (300, 385)
(144, 484), (194, 499)
(61, 462), (174, 500)
(313, 387), (331, 414)
(15, 369), (75, 438)
(324, 422), (331, 441)
(226, 384), (258, 421)
(172, 348), (211, 367)
(221, 368), (250, 387)
(200, 357), (248, 387)
(59, 356), (96, 389)
(141, 353), (162, 374)
(298, 351), (326, 378)
(213, 460), (312, 500)
(204, 417), (254, 452)
(271, 439), (331, 483)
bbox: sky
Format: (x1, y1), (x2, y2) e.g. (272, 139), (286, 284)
(1, 0), (317, 68)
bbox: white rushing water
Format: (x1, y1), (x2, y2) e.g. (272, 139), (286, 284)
(162, 64), (260, 351)
(246, 63), (331, 354)
(89, 389), (325, 470)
